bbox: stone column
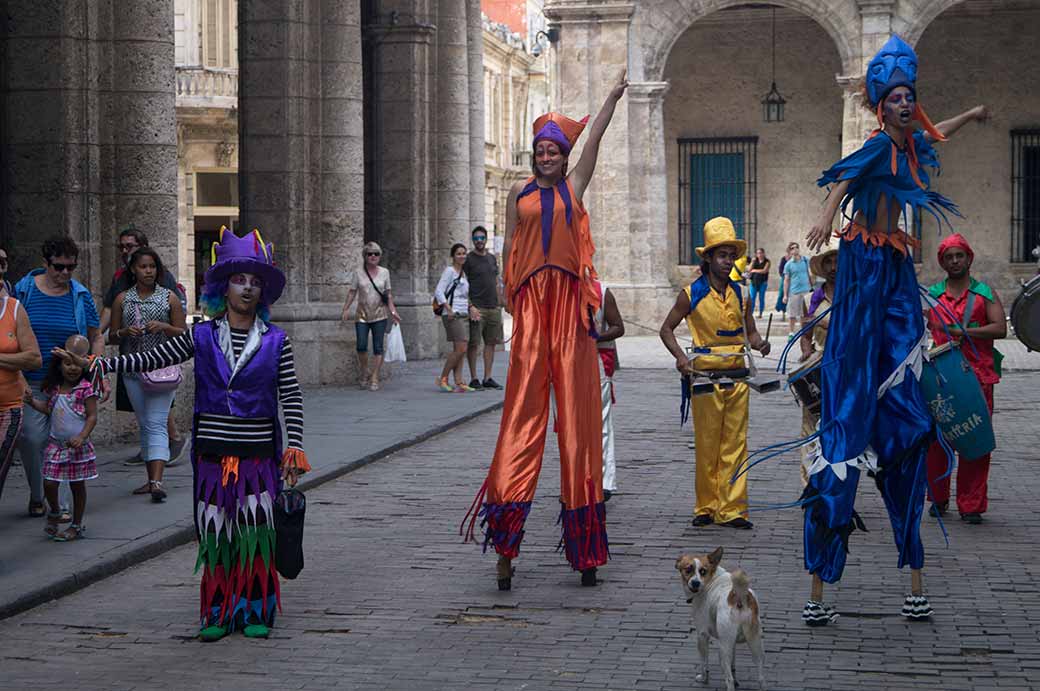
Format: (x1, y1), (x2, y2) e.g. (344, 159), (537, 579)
(111, 0), (179, 271)
(240, 0), (369, 383)
(466, 0), (486, 231)
(544, 1), (635, 282)
(433, 0), (472, 276)
(2, 2), (92, 279)
(624, 80), (675, 318)
(837, 74), (872, 157)
(842, 0), (898, 155)
(364, 9), (439, 358)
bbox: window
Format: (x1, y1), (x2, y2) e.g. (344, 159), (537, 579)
(202, 0), (237, 69)
(1012, 129), (1040, 263)
(195, 172), (238, 207)
(677, 137), (758, 265)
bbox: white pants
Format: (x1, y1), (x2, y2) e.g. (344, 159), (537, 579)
(601, 373), (616, 492)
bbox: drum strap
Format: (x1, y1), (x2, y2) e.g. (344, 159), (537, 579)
(962, 291), (976, 330)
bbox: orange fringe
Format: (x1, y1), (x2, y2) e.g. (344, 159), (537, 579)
(220, 455), (239, 487)
(281, 448), (311, 474)
(838, 222), (919, 257)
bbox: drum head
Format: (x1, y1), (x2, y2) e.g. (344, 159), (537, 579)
(1011, 275), (1040, 351)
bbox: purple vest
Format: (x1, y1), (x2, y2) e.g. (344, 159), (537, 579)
(192, 320), (284, 420)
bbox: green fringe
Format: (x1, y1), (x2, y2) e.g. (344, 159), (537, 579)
(195, 524), (276, 575)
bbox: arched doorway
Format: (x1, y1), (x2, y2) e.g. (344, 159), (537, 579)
(914, 0), (1040, 290)
(661, 4), (845, 287)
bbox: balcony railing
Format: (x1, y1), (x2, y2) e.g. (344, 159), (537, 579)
(176, 67), (238, 109)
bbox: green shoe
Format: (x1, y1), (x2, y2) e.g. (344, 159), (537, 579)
(198, 624), (228, 642)
(243, 623), (270, 639)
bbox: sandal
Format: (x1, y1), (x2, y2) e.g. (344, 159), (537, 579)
(369, 380), (380, 391)
(27, 500), (46, 518)
(150, 480), (167, 503)
(53, 524), (85, 542)
(44, 511), (65, 537)
(132, 482), (152, 495)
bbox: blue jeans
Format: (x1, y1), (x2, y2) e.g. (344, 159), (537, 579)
(355, 319), (388, 355)
(122, 375), (176, 462)
(748, 282), (767, 315)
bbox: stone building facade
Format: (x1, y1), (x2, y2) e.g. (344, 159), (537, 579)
(482, 9), (550, 248)
(542, 0), (1040, 322)
(1, 0), (488, 387)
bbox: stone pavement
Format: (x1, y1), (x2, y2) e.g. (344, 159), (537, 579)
(0, 357), (507, 619)
(1, 363), (1037, 690)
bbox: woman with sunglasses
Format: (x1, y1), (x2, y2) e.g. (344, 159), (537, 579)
(13, 236), (103, 519)
(0, 246), (43, 506)
(341, 242), (400, 391)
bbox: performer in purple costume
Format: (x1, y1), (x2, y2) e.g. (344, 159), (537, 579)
(80, 228), (310, 641)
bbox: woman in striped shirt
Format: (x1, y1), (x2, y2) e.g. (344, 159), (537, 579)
(73, 228), (310, 642)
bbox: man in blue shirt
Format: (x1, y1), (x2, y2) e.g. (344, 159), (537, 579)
(782, 242), (812, 338)
(14, 237), (103, 518)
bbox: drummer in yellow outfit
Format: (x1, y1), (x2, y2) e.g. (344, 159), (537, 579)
(660, 217), (771, 529)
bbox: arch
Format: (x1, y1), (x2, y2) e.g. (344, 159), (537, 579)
(635, 0), (859, 83)
(899, 0), (966, 45)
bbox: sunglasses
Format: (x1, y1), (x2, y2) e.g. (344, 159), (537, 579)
(50, 262), (77, 273)
(472, 236), (487, 242)
(365, 252), (381, 257)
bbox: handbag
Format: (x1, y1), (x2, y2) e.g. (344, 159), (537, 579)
(133, 302), (182, 393)
(273, 488), (306, 579)
(432, 275), (461, 316)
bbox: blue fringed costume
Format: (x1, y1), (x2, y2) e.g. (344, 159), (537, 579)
(790, 36), (960, 585)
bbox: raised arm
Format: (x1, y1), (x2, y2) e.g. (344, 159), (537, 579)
(568, 70), (629, 202)
(926, 105), (989, 142)
(92, 331), (196, 375)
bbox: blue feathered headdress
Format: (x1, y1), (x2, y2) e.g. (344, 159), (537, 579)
(866, 35), (917, 106)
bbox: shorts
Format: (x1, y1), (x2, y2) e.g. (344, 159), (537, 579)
(356, 319), (388, 355)
(442, 314), (469, 342)
(468, 307), (504, 346)
(787, 293), (808, 320)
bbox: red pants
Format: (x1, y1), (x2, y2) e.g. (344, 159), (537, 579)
(926, 382), (994, 514)
(479, 269), (606, 570)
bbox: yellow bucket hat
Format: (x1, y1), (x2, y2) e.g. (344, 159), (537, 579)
(696, 217), (747, 259)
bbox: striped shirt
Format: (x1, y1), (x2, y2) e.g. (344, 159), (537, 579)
(102, 327), (304, 457)
(23, 283), (100, 381)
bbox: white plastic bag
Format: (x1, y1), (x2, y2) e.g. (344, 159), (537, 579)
(384, 323), (407, 363)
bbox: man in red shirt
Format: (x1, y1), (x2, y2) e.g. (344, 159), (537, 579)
(925, 234), (1006, 524)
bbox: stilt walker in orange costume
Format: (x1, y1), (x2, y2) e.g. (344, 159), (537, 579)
(462, 71), (628, 590)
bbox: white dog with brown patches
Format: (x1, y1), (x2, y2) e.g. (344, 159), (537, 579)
(675, 547), (765, 691)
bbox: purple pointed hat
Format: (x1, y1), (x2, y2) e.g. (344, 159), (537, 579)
(204, 227), (286, 304)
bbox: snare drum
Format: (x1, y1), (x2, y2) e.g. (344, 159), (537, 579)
(1010, 273), (1040, 351)
(788, 351), (823, 416)
(920, 342), (995, 461)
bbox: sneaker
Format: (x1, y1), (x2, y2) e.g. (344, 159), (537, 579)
(123, 453), (144, 466)
(580, 567), (598, 587)
(721, 517), (754, 529)
(456, 382), (476, 392)
(928, 501), (948, 518)
(482, 378), (503, 390)
(452, 385), (470, 393)
(603, 489), (613, 502)
(901, 594), (933, 620)
(468, 379), (484, 390)
(960, 512), (983, 525)
(687, 440), (696, 450)
(438, 378), (454, 393)
(802, 600), (839, 626)
(691, 514), (713, 527)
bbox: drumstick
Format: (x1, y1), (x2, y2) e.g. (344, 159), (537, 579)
(765, 314), (772, 341)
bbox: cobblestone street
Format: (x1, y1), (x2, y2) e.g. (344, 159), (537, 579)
(1, 367), (1038, 691)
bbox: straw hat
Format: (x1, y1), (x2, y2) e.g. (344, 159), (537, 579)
(809, 248), (839, 279)
(696, 217), (747, 259)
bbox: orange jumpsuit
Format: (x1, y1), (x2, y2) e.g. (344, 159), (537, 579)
(463, 175), (606, 571)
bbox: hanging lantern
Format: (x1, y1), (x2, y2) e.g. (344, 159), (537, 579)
(761, 7), (786, 123)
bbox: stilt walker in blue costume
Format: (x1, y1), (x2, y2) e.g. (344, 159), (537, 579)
(794, 36), (989, 624)
(78, 228), (311, 641)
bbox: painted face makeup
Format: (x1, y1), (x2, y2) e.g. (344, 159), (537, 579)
(534, 141), (564, 177)
(227, 272), (264, 313)
(883, 86), (916, 128)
